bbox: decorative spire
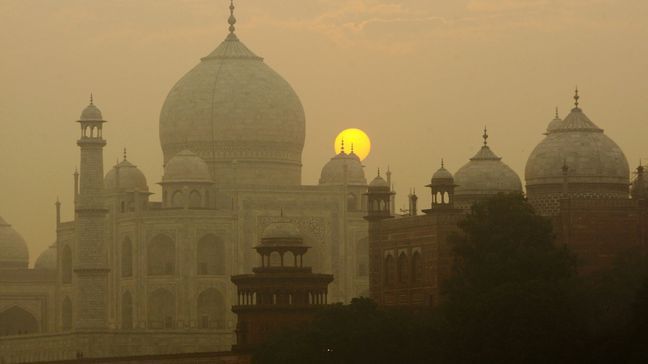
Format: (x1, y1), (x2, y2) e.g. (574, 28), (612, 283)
(573, 87), (580, 108)
(441, 158), (444, 168)
(341, 138), (345, 154)
(377, 167), (381, 177)
(482, 126), (489, 146)
(123, 148), (127, 161)
(350, 143), (354, 154)
(228, 0), (237, 34)
(555, 107), (559, 119)
(90, 93), (94, 105)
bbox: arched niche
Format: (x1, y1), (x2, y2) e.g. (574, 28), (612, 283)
(148, 289), (175, 329)
(197, 234), (225, 275)
(196, 288), (225, 329)
(147, 234), (175, 276)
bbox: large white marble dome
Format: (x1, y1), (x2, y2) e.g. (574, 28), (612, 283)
(525, 102), (629, 187)
(159, 23), (305, 187)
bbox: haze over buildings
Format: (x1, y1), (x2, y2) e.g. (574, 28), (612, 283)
(1, 0), (647, 264)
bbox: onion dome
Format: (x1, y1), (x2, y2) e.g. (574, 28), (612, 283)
(162, 149), (213, 183)
(430, 160), (454, 186)
(80, 94), (103, 121)
(454, 129), (522, 199)
(525, 91), (629, 193)
(319, 143), (367, 186)
(34, 244), (57, 270)
(545, 108), (563, 134)
(261, 218), (303, 246)
(159, 3), (305, 186)
(369, 173), (389, 188)
(0, 217), (29, 269)
(105, 155), (149, 192)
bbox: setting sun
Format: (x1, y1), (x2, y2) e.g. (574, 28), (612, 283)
(334, 128), (371, 161)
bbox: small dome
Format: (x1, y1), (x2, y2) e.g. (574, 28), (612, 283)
(546, 112), (563, 134)
(261, 218), (303, 246)
(35, 244), (56, 270)
(105, 159), (149, 192)
(80, 102), (103, 121)
(319, 151), (367, 186)
(0, 217), (29, 269)
(369, 174), (389, 188)
(455, 141), (522, 197)
(526, 106), (629, 187)
(162, 150), (213, 183)
(430, 164), (454, 186)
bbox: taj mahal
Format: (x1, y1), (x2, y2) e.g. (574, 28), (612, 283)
(0, 1), (642, 363)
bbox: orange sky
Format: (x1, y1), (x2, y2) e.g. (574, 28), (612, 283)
(1, 0), (647, 263)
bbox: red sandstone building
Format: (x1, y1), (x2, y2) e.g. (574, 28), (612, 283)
(367, 93), (648, 307)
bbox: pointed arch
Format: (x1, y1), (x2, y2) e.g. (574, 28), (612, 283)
(412, 251), (423, 283)
(62, 245), (72, 284)
(384, 255), (395, 285)
(197, 288), (225, 329)
(398, 252), (408, 283)
(197, 234), (225, 275)
(122, 291), (133, 329)
(0, 306), (39, 336)
(148, 289), (175, 329)
(62, 297), (72, 331)
(121, 237), (133, 277)
(147, 234), (175, 276)
(171, 190), (184, 208)
(189, 190), (202, 208)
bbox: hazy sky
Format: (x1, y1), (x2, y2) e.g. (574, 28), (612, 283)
(1, 0), (647, 264)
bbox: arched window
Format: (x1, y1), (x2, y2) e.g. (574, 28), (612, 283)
(148, 234), (175, 276)
(436, 192), (442, 204)
(0, 306), (39, 336)
(122, 291), (133, 330)
(443, 192), (450, 204)
(372, 200), (379, 211)
(347, 193), (358, 211)
(398, 252), (408, 283)
(171, 190), (184, 208)
(269, 252), (282, 267)
(356, 238), (369, 277)
(148, 289), (175, 329)
(384, 255), (395, 285)
(62, 245), (72, 284)
(197, 288), (225, 329)
(121, 238), (133, 277)
(412, 251), (423, 284)
(197, 234), (225, 275)
(380, 200), (386, 211)
(284, 251), (295, 267)
(189, 190), (202, 208)
(62, 297), (72, 331)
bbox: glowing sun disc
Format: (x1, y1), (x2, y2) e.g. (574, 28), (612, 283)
(334, 128), (371, 161)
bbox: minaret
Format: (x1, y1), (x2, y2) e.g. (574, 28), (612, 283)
(364, 169), (394, 303)
(74, 95), (110, 330)
(424, 159), (456, 213)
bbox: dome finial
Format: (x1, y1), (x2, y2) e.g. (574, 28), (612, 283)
(341, 138), (345, 154)
(228, 0), (237, 34)
(350, 142), (354, 154)
(441, 158), (444, 168)
(90, 92), (94, 105)
(574, 87), (580, 108)
(482, 126), (489, 146)
(555, 106), (559, 119)
(123, 148), (127, 161)
(377, 167), (381, 177)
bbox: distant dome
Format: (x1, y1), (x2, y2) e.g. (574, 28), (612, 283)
(369, 174), (389, 188)
(430, 164), (454, 186)
(0, 217), (29, 269)
(105, 159), (149, 192)
(159, 28), (305, 186)
(526, 105), (629, 187)
(545, 111), (563, 134)
(80, 102), (103, 121)
(319, 151), (367, 186)
(261, 219), (303, 245)
(455, 135), (522, 199)
(162, 150), (213, 184)
(35, 244), (56, 270)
